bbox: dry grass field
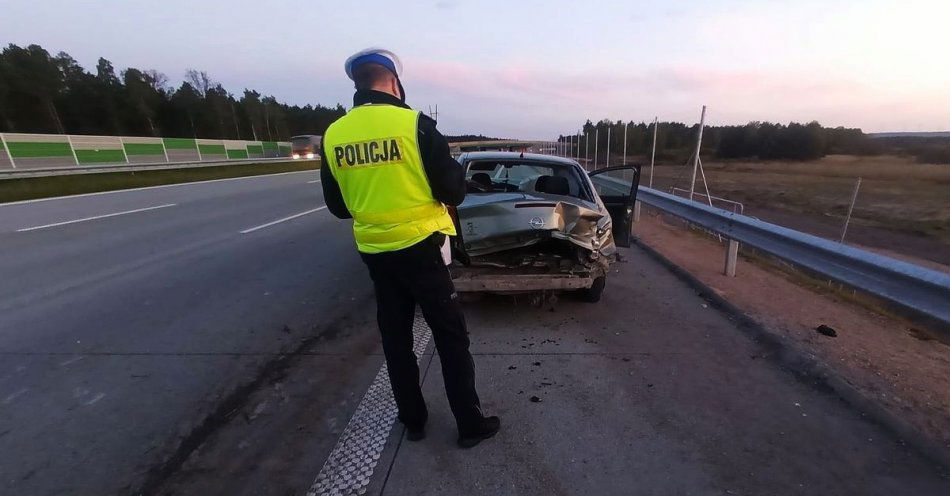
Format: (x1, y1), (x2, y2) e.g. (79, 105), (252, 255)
(638, 155), (950, 266)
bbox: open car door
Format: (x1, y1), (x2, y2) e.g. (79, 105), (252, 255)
(588, 165), (641, 248)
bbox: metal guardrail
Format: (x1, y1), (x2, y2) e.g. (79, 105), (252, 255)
(593, 175), (950, 327)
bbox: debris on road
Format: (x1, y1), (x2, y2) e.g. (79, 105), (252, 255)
(532, 361), (541, 366)
(508, 365), (517, 370)
(529, 396), (542, 403)
(816, 324), (837, 337)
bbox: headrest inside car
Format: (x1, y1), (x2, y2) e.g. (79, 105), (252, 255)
(471, 172), (493, 188)
(535, 175), (570, 196)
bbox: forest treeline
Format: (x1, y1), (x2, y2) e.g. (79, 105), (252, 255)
(3, 43), (946, 163)
(0, 44), (345, 140)
(562, 119), (950, 164)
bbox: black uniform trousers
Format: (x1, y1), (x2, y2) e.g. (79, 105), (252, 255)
(359, 233), (483, 433)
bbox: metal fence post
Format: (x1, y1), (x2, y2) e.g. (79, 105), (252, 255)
(724, 239), (739, 277)
(584, 132), (589, 165)
(119, 136), (130, 164)
(606, 127), (611, 168)
(622, 122), (628, 165)
(839, 177), (862, 243)
(161, 139), (170, 163)
(689, 106), (707, 200)
(594, 129), (599, 169)
(650, 116), (657, 188)
(65, 134), (80, 166)
(633, 200), (641, 223)
(0, 133), (15, 168)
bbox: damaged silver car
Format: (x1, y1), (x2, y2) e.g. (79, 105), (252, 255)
(450, 152), (640, 302)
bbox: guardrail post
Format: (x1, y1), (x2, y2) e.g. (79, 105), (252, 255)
(724, 239), (739, 277)
(633, 200), (641, 223)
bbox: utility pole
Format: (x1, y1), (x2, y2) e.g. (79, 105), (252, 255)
(650, 116), (658, 188)
(689, 106), (707, 201)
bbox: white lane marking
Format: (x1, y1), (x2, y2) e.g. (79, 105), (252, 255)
(307, 315), (432, 496)
(83, 392), (106, 406)
(59, 356), (84, 367)
(240, 206), (327, 234)
(16, 203), (176, 232)
(307, 179), (321, 184)
(0, 170), (317, 207)
(3, 388), (28, 405)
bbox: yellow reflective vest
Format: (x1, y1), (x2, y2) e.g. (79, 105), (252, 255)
(323, 103), (456, 254)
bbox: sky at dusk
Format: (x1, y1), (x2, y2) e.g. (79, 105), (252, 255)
(2, 0), (948, 138)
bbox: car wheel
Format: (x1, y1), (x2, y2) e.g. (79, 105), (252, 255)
(578, 276), (606, 303)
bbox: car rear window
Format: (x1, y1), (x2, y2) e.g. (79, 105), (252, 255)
(465, 160), (592, 201)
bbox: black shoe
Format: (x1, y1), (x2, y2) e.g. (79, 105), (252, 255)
(406, 425), (426, 441)
(457, 416), (500, 448)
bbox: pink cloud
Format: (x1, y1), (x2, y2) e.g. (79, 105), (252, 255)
(403, 57), (948, 137)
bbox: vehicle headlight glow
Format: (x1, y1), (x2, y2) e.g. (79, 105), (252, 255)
(306, 152), (315, 159)
(292, 153), (300, 159)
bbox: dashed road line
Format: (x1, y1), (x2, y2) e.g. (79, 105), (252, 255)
(83, 393), (106, 406)
(307, 179), (321, 184)
(240, 206), (327, 234)
(59, 356), (85, 367)
(16, 203), (176, 232)
(3, 388), (28, 405)
(0, 170), (315, 207)
(306, 315), (432, 496)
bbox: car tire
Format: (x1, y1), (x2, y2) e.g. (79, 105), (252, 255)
(578, 276), (606, 303)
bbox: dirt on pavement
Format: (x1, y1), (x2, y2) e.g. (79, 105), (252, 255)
(634, 211), (950, 453)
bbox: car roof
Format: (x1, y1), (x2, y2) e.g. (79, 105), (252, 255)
(459, 151), (580, 166)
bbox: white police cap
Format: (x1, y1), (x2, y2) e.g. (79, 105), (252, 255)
(344, 48), (403, 81)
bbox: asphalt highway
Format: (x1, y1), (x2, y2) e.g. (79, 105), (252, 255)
(0, 171), (377, 495)
(1, 171), (947, 495)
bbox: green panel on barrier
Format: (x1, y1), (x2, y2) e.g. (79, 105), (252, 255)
(226, 149), (249, 159)
(262, 141), (279, 153)
(246, 144), (264, 155)
(124, 143), (165, 156)
(198, 144), (226, 155)
(7, 141), (73, 158)
(278, 145), (291, 156)
(163, 138), (197, 150)
(0, 137), (5, 150)
(75, 149), (126, 164)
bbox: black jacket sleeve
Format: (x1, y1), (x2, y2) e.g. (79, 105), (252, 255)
(319, 145), (352, 219)
(417, 114), (466, 206)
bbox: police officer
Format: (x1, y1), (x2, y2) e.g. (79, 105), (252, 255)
(320, 48), (500, 448)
